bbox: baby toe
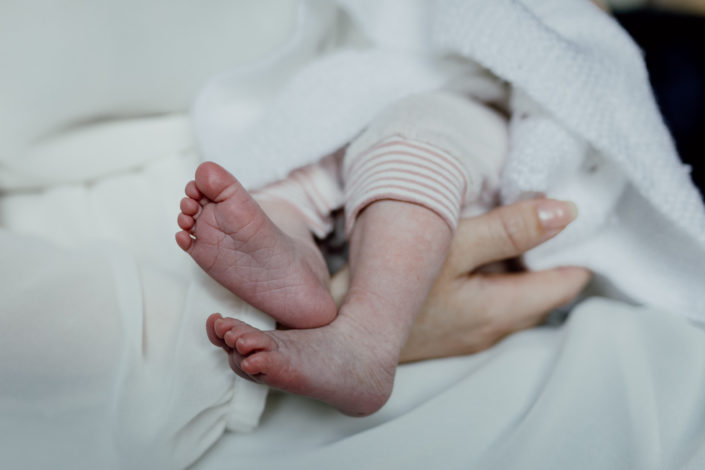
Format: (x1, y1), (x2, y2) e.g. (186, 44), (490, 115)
(213, 317), (242, 338)
(240, 351), (274, 376)
(185, 180), (202, 200)
(206, 313), (225, 345)
(234, 331), (276, 355)
(180, 197), (200, 216)
(177, 213), (195, 230)
(175, 231), (194, 251)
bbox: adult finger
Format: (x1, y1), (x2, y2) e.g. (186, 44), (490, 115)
(478, 266), (591, 337)
(400, 266), (590, 363)
(445, 198), (577, 276)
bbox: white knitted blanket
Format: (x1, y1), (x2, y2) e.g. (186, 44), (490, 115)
(194, 0), (705, 322)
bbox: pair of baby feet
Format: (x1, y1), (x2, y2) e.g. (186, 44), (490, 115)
(176, 162), (396, 416)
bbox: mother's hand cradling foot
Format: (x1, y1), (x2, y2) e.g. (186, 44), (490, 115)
(398, 199), (591, 362)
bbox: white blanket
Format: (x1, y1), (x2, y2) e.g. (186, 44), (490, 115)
(2, 1), (705, 469)
(0, 147), (273, 469)
(194, 298), (705, 470)
(194, 0), (705, 322)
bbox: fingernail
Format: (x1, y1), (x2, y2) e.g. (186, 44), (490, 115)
(537, 200), (578, 231)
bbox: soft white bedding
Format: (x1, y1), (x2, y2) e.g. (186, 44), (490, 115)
(4, 196), (705, 470)
(193, 298), (705, 470)
(0, 137), (273, 469)
(2, 1), (705, 469)
(3, 113), (704, 470)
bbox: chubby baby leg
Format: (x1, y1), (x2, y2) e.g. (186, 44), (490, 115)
(206, 199), (452, 416)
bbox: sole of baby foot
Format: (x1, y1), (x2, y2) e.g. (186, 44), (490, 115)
(176, 162), (336, 328)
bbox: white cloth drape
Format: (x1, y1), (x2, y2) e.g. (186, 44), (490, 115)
(0, 3), (290, 466)
(2, 1), (705, 469)
(0, 149), (272, 469)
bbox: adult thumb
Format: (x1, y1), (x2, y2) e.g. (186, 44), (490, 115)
(444, 199), (578, 277)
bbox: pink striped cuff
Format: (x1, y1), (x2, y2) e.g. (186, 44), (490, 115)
(344, 136), (469, 236)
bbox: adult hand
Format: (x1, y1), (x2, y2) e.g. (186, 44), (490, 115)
(330, 198), (591, 363)
(400, 198), (591, 362)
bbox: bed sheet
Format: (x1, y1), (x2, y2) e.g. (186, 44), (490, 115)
(0, 117), (273, 469)
(193, 297), (705, 470)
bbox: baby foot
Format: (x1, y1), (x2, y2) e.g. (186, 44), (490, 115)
(207, 313), (397, 417)
(176, 162), (336, 328)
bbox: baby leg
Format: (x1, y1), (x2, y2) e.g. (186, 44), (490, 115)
(203, 91), (496, 415)
(208, 199), (452, 416)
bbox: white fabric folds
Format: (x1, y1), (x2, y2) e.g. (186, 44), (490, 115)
(196, 298), (705, 470)
(0, 124), (274, 470)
